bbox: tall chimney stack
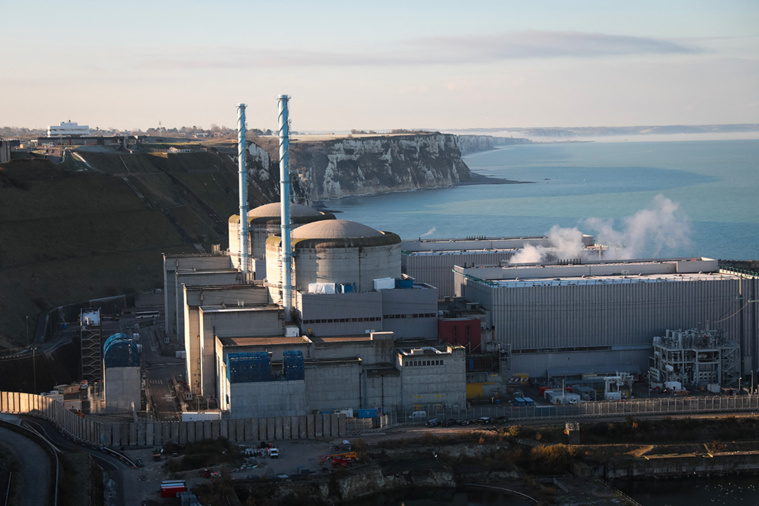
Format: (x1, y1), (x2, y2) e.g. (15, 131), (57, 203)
(278, 95), (292, 318)
(237, 104), (249, 280)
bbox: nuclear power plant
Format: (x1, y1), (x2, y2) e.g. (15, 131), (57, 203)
(164, 98), (463, 418)
(161, 96), (759, 420)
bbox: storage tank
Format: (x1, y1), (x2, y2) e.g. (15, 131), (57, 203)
(265, 219), (401, 304)
(229, 203), (335, 270)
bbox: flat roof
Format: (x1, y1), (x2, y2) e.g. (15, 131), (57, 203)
(185, 283), (265, 291)
(492, 272), (740, 287)
(201, 305), (280, 313)
(398, 346), (448, 356)
(219, 336), (309, 346)
(177, 269), (238, 275)
(404, 248), (519, 256)
(311, 335), (374, 344)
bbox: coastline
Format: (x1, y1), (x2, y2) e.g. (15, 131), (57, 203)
(459, 171), (532, 186)
(311, 170), (531, 210)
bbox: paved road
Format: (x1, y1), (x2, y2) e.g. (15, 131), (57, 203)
(138, 321), (185, 421)
(0, 418), (52, 506)
(19, 416), (132, 506)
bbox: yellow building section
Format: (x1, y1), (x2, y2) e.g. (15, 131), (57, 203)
(466, 384), (482, 399)
(467, 382), (497, 399)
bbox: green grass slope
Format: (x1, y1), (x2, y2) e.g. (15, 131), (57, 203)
(0, 152), (269, 348)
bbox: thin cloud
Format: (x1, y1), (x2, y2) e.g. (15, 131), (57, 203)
(139, 31), (702, 70)
(410, 31), (701, 60)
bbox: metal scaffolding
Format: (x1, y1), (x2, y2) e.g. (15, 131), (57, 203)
(80, 308), (103, 382)
(649, 328), (739, 389)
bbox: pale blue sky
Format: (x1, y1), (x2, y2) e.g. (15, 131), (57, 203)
(2, 0), (757, 132)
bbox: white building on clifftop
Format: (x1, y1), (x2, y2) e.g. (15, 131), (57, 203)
(47, 121), (90, 137)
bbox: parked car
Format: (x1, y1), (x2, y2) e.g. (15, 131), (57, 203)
(477, 416), (492, 425)
(269, 448), (279, 458)
(442, 418), (458, 427)
(425, 418), (441, 427)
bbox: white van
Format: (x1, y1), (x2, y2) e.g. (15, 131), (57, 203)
(408, 411), (427, 420)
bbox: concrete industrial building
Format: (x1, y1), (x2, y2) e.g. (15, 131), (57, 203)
(401, 235), (600, 298)
(215, 332), (465, 419)
(163, 254), (241, 346)
(453, 258), (759, 381)
(166, 207), (462, 417)
(103, 333), (141, 412)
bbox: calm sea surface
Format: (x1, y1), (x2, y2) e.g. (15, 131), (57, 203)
(324, 139), (759, 261)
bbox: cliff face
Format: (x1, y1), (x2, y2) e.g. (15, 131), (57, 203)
(269, 133), (471, 202)
(457, 134), (495, 155)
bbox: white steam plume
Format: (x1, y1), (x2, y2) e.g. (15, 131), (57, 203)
(510, 225), (584, 264)
(420, 227), (436, 238)
(583, 195), (690, 259)
(509, 195), (690, 264)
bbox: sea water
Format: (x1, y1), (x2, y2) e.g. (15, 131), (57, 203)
(324, 139), (759, 261)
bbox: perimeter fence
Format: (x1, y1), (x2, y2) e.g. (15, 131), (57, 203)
(399, 394), (759, 426)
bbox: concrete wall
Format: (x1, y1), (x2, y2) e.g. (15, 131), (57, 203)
(0, 392), (345, 448)
(267, 242), (402, 302)
(174, 271), (241, 342)
(198, 307), (284, 397)
(162, 254), (235, 342)
(104, 366), (141, 412)
(297, 291), (383, 337)
(226, 380), (306, 419)
(381, 286), (438, 339)
(184, 297), (202, 394)
(297, 287), (438, 339)
(398, 346), (467, 411)
(184, 285), (271, 394)
(363, 370), (402, 413)
(309, 332), (394, 365)
(304, 361), (362, 413)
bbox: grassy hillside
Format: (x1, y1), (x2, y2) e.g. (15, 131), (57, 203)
(0, 151), (271, 349)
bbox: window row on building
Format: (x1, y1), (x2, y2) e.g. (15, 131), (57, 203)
(383, 313), (437, 319)
(406, 359), (444, 367)
(301, 316), (382, 325)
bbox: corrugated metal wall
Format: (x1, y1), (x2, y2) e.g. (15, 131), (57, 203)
(461, 276), (759, 376)
(403, 251), (514, 297)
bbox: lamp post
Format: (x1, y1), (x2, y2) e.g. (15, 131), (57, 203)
(32, 346), (37, 394)
(25, 315), (29, 346)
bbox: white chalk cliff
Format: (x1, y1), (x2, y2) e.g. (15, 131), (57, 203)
(259, 133), (472, 202)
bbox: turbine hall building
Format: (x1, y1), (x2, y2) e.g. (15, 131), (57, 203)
(401, 235), (600, 298)
(453, 257), (759, 380)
